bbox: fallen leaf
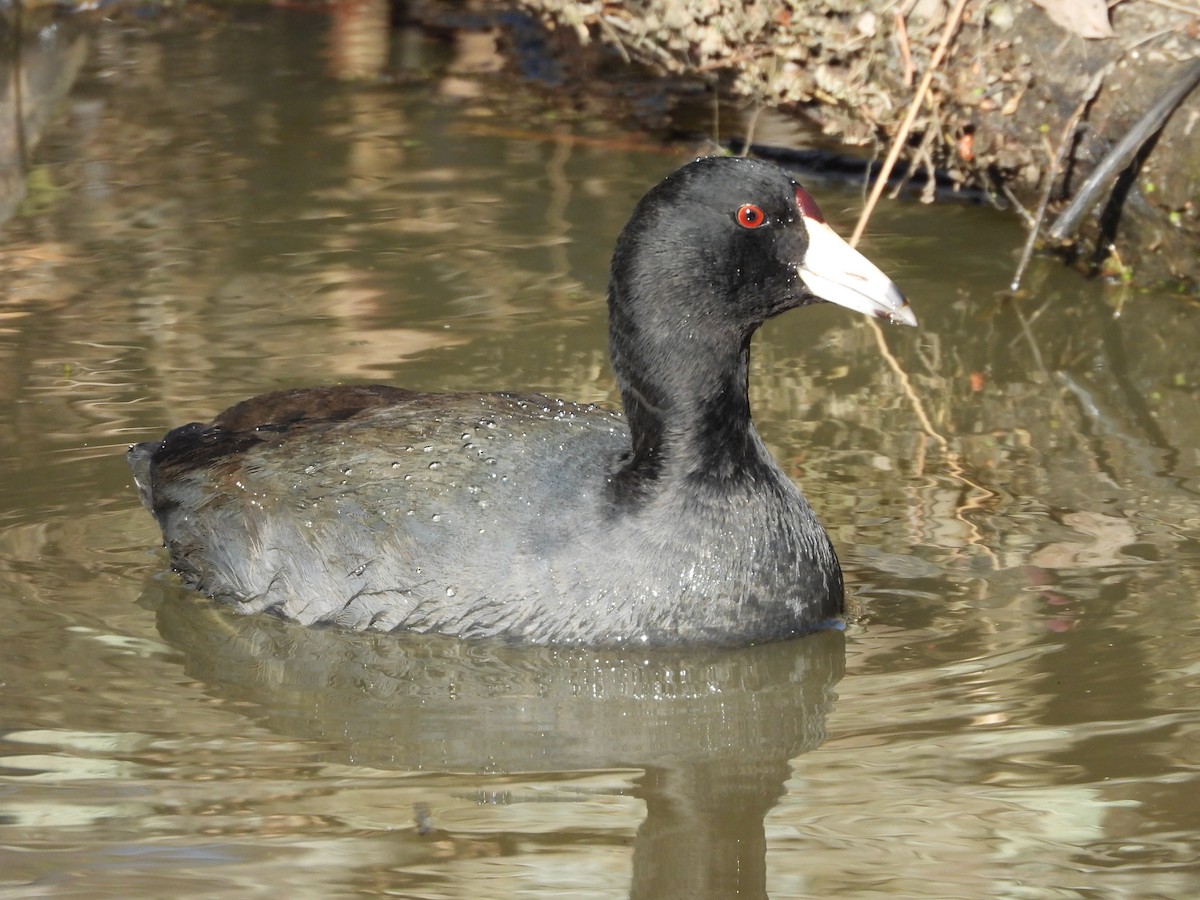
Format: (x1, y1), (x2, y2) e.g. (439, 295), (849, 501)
(1030, 0), (1114, 39)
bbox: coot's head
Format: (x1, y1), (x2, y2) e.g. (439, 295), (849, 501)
(609, 156), (915, 339)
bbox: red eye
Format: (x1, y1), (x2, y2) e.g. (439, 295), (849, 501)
(736, 204), (766, 229)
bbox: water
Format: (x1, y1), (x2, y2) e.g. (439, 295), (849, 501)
(2, 8), (1200, 898)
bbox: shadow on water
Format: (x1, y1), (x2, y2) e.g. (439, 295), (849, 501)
(148, 579), (845, 898)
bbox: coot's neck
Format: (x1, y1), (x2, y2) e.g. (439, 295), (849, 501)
(608, 294), (769, 500)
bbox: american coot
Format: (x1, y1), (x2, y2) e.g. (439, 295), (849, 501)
(129, 156), (914, 646)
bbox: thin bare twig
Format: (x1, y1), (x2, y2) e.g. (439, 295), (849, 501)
(1000, 182), (1036, 229)
(850, 0), (970, 247)
(1009, 64), (1111, 292)
(893, 8), (915, 87)
(595, 14), (632, 65)
(888, 118), (937, 200)
(850, 0), (968, 452)
(1141, 0), (1200, 16)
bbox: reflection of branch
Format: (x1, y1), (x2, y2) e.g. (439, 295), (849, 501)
(1011, 296), (1051, 379)
(1053, 371), (1180, 492)
(544, 128), (573, 289)
(1011, 300), (1158, 499)
(863, 315), (1003, 570)
(865, 318), (946, 451)
(454, 123), (677, 156)
(1010, 298), (1099, 472)
(941, 455), (1001, 571)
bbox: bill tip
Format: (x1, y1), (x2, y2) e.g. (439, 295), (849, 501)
(881, 301), (917, 327)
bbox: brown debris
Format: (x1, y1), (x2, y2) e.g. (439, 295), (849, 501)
(515, 0), (1200, 287)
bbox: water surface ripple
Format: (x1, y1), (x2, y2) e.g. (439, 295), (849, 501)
(1, 9), (1199, 898)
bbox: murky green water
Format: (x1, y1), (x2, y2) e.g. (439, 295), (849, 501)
(3, 8), (1200, 898)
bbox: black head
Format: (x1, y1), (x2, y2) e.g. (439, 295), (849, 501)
(605, 157), (914, 493)
(609, 156), (914, 342)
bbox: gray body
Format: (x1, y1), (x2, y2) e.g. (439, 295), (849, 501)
(130, 385), (840, 645)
